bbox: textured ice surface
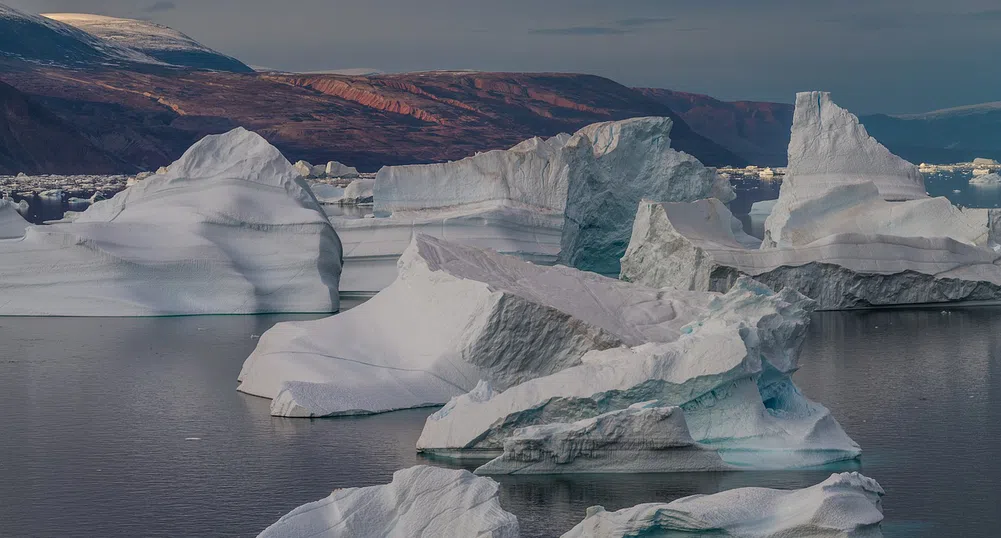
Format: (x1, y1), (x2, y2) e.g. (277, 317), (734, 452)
(561, 472), (884, 538)
(622, 198), (1001, 309)
(0, 198), (30, 239)
(257, 466), (519, 538)
(0, 128), (342, 316)
(417, 275), (861, 473)
(341, 178), (375, 204)
(239, 234), (717, 417)
(782, 91), (926, 202)
(559, 117), (734, 276)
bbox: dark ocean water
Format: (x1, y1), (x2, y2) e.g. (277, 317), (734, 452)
(1, 306), (999, 537)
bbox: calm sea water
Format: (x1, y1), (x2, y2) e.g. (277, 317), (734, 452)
(1, 307), (999, 537)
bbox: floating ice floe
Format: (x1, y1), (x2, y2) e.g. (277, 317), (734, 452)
(0, 127), (343, 316)
(325, 160), (360, 178)
(0, 198), (30, 239)
(336, 117), (728, 294)
(621, 92), (1001, 310)
(970, 172), (1001, 186)
(309, 183), (346, 204)
(258, 466), (519, 538)
(342, 177), (375, 205)
(562, 472), (884, 538)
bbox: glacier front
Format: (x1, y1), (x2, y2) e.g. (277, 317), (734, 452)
(0, 127), (343, 316)
(561, 472), (884, 538)
(257, 466), (519, 538)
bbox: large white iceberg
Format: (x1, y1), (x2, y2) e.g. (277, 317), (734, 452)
(238, 233), (712, 417)
(781, 91), (927, 202)
(414, 264), (860, 473)
(0, 128), (343, 316)
(558, 117), (734, 276)
(0, 198), (30, 239)
(621, 91), (1001, 310)
(561, 472), (884, 538)
(337, 118), (730, 294)
(621, 198), (1001, 310)
(257, 466), (519, 538)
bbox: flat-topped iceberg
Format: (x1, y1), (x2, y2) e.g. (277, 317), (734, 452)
(970, 172), (1001, 186)
(0, 198), (30, 239)
(622, 198), (1001, 310)
(0, 128), (342, 316)
(415, 265), (860, 473)
(558, 117), (734, 276)
(337, 117), (730, 294)
(239, 234), (715, 417)
(562, 472), (884, 538)
(622, 92), (1001, 310)
(257, 466), (519, 538)
(782, 91), (927, 202)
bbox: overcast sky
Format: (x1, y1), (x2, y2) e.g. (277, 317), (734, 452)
(8, 0), (1001, 114)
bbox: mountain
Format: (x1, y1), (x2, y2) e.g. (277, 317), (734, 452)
(859, 108), (1001, 164)
(0, 66), (745, 173)
(637, 88), (793, 166)
(0, 78), (124, 175)
(43, 14), (253, 73)
(0, 4), (160, 67)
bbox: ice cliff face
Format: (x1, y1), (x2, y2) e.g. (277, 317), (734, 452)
(622, 92), (1001, 310)
(239, 234), (715, 417)
(0, 198), (30, 239)
(257, 466), (520, 538)
(558, 117), (734, 276)
(417, 276), (861, 473)
(0, 127), (343, 316)
(782, 91), (927, 202)
(562, 472), (884, 538)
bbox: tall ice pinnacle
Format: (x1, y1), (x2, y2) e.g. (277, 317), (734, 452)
(782, 91), (927, 201)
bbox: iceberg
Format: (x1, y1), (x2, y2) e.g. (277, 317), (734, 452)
(0, 198), (30, 239)
(309, 183), (346, 204)
(558, 117), (734, 276)
(622, 92), (1001, 309)
(325, 160), (359, 178)
(415, 267), (860, 473)
(621, 198), (1001, 310)
(257, 466), (519, 538)
(781, 91), (927, 202)
(341, 177), (375, 205)
(561, 472), (884, 538)
(0, 128), (343, 316)
(239, 234), (714, 417)
(337, 118), (730, 294)
(970, 172), (1001, 186)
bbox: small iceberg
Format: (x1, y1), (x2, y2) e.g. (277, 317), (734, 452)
(970, 172), (1001, 186)
(257, 466), (519, 538)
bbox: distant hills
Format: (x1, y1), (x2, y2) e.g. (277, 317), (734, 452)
(1, 2), (1000, 175)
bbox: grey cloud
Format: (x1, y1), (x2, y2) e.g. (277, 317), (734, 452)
(144, 1), (176, 13)
(529, 26), (627, 36)
(616, 16), (674, 27)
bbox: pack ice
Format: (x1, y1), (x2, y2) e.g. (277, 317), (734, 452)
(257, 466), (519, 538)
(0, 128), (343, 316)
(621, 92), (1001, 310)
(562, 472), (884, 538)
(335, 117), (729, 294)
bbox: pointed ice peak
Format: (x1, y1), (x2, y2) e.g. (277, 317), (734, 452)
(785, 91), (927, 201)
(162, 127), (300, 188)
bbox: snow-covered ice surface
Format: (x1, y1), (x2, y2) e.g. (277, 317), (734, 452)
(558, 117), (734, 276)
(561, 472), (884, 538)
(239, 234), (717, 417)
(781, 91), (927, 202)
(418, 275), (860, 473)
(0, 127), (342, 316)
(257, 466), (519, 538)
(623, 92), (1001, 310)
(42, 13), (251, 72)
(0, 198), (30, 238)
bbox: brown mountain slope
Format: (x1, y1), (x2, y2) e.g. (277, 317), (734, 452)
(637, 88), (793, 166)
(0, 64), (744, 173)
(0, 78), (123, 175)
